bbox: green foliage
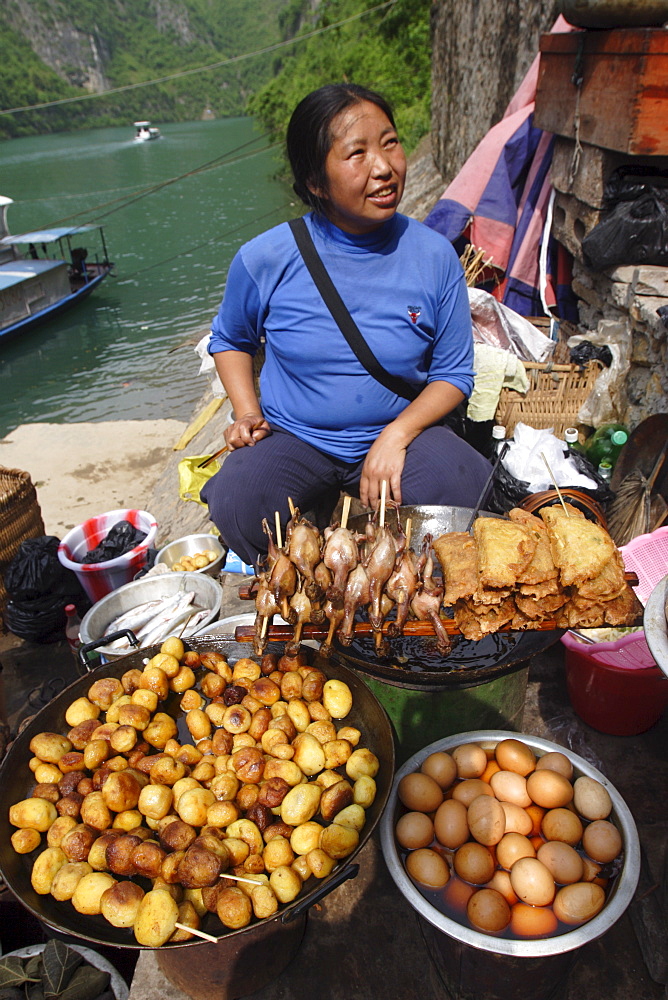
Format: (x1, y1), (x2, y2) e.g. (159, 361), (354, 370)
(247, 0), (431, 157)
(0, 0), (431, 143)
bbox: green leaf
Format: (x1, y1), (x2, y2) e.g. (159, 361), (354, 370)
(40, 942), (82, 1000)
(0, 957), (32, 990)
(22, 962), (42, 983)
(57, 968), (110, 1000)
(26, 980), (45, 1000)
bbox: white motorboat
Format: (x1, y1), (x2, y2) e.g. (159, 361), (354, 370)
(133, 120), (161, 141)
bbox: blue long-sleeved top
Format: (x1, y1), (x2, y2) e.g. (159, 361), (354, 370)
(208, 211), (474, 462)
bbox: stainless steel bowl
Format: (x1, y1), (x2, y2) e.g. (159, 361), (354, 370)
(79, 571), (223, 658)
(380, 729), (640, 957)
(347, 504), (501, 552)
(155, 533), (225, 577)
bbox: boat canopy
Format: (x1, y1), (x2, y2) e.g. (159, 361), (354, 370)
(134, 121), (152, 127)
(0, 259), (66, 291)
(0, 224), (102, 246)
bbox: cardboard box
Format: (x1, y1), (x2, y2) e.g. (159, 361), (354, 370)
(535, 28), (668, 155)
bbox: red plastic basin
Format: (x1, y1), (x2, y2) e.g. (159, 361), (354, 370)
(561, 630), (668, 736)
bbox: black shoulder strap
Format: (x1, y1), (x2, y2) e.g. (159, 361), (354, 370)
(289, 217), (418, 402)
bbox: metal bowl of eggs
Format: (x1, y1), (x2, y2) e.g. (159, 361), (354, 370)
(380, 730), (640, 973)
(155, 533), (225, 577)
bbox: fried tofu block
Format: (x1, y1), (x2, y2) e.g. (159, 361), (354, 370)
(473, 518), (536, 589)
(454, 596), (516, 639)
(554, 596), (607, 629)
(514, 591), (569, 621)
(433, 532), (478, 606)
(508, 509), (559, 587)
(575, 550), (626, 602)
(539, 504), (615, 588)
(602, 584), (643, 626)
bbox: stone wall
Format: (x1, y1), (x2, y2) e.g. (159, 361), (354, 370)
(430, 0), (559, 183)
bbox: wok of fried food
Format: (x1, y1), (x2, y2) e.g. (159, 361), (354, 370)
(434, 505), (641, 640)
(8, 641), (379, 948)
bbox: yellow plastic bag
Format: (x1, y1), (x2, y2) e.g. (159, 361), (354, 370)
(177, 455), (220, 506)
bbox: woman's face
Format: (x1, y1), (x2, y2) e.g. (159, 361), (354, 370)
(312, 100), (407, 234)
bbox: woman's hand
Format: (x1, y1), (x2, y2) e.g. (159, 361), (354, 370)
(359, 424), (408, 509)
(224, 412), (272, 451)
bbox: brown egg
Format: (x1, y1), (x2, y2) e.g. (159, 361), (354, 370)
(496, 833), (536, 870)
(434, 799), (470, 849)
(553, 882), (605, 925)
(467, 795), (506, 846)
(537, 841), (584, 885)
(452, 743), (488, 779)
(541, 808), (583, 846)
(525, 803), (545, 837)
(467, 888), (511, 933)
(395, 811), (434, 850)
(490, 770), (532, 808)
(510, 901), (559, 938)
(453, 842), (495, 885)
(480, 759), (501, 783)
(527, 768), (573, 809)
(535, 752), (573, 780)
(573, 776), (613, 821)
(499, 801), (533, 836)
(442, 875), (476, 915)
(421, 751), (457, 790)
(509, 857), (555, 906)
(494, 739), (536, 776)
(405, 848), (450, 888)
(582, 820), (622, 863)
(397, 772), (443, 814)
(451, 779), (494, 807)
(526, 769), (574, 809)
(486, 869), (518, 906)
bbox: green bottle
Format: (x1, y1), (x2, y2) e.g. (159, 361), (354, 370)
(585, 423), (629, 469)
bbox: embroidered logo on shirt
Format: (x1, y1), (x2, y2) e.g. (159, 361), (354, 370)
(407, 306), (421, 324)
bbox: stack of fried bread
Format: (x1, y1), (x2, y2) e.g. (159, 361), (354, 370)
(433, 504), (642, 640)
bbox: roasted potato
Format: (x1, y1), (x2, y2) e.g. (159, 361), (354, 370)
(216, 886), (252, 929)
(31, 847), (68, 894)
(50, 861), (93, 901)
(133, 889), (179, 946)
(280, 783), (322, 826)
(29, 733), (72, 764)
(10, 797), (58, 832)
(11, 828), (41, 854)
(46, 816), (81, 849)
(65, 697), (100, 727)
(100, 880), (145, 927)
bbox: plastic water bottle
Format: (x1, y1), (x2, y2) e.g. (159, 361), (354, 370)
(65, 604), (82, 657)
(492, 424), (507, 458)
(585, 423), (629, 469)
(598, 461), (613, 483)
(564, 427), (584, 454)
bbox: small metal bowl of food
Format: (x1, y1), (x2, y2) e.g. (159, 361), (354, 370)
(155, 533), (225, 577)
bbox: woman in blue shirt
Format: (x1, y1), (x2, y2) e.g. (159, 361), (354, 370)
(202, 83), (490, 566)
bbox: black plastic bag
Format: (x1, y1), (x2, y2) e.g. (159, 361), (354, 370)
(569, 341), (612, 369)
(5, 536), (86, 602)
(582, 168), (668, 271)
(81, 520), (147, 564)
(487, 449), (614, 515)
(3, 535), (89, 643)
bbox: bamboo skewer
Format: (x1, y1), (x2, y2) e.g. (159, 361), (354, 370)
(405, 518), (412, 549)
(540, 452), (570, 516)
(174, 923), (219, 943)
(379, 480), (387, 528)
(341, 494), (351, 531)
(287, 496), (296, 517)
(275, 510), (282, 549)
(220, 871), (267, 886)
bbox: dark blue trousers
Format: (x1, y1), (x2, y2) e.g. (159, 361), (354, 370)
(201, 425), (491, 567)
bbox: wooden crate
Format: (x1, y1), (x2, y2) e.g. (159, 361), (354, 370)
(495, 361), (603, 437)
(534, 28), (668, 155)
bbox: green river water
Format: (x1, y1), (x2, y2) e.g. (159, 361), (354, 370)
(0, 118), (294, 438)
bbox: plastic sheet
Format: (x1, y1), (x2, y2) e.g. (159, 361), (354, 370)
(3, 535), (88, 642)
(469, 287), (555, 362)
(568, 321), (632, 427)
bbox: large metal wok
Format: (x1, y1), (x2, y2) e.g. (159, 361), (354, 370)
(343, 504), (563, 686)
(0, 637), (394, 951)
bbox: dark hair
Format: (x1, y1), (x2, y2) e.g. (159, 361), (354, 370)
(286, 83), (396, 214)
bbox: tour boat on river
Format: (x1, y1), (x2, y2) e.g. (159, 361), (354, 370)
(133, 120), (161, 141)
(0, 196), (113, 344)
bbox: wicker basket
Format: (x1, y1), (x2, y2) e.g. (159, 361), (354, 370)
(0, 467), (45, 614)
(495, 360), (603, 438)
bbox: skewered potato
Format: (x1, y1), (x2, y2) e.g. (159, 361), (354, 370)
(100, 880), (145, 927)
(216, 886), (252, 929)
(134, 888), (180, 946)
(50, 861), (93, 901)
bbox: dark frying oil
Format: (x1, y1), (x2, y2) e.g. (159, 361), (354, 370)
(346, 631), (522, 673)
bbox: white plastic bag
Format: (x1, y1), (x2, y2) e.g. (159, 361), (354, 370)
(195, 332), (226, 398)
(568, 320), (631, 427)
(503, 422), (597, 492)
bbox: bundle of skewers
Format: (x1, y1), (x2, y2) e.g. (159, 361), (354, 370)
(242, 486), (642, 659)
